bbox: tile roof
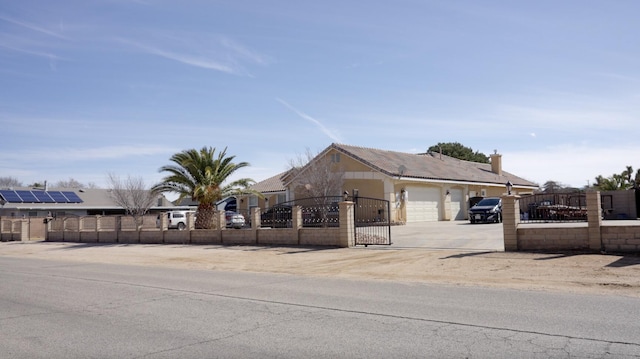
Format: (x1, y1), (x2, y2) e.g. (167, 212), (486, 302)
(330, 143), (538, 187)
(250, 171), (287, 193)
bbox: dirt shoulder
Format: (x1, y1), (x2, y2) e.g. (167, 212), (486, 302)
(2, 241), (639, 298)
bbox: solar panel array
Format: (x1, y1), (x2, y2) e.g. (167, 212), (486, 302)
(0, 190), (84, 203)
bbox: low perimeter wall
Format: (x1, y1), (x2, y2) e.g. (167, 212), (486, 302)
(504, 191), (640, 253)
(3, 202), (355, 248)
(45, 227), (342, 247)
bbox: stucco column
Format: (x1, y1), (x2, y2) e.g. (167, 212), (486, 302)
(251, 207), (261, 229)
(339, 201), (355, 247)
(501, 194), (520, 251)
(587, 190), (602, 251)
(159, 212), (168, 231)
(186, 212), (195, 230)
(292, 206), (303, 229)
(216, 210), (226, 230)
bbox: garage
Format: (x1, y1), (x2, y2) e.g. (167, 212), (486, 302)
(405, 186), (441, 222)
(450, 188), (465, 220)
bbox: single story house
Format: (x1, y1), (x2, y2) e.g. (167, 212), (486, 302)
(240, 143), (538, 223)
(0, 187), (186, 218)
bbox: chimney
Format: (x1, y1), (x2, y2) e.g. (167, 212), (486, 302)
(490, 151), (502, 176)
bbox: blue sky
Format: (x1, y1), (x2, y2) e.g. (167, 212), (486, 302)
(1, 0), (638, 192)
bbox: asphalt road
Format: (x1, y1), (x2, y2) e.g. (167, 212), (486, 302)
(2, 257), (639, 358)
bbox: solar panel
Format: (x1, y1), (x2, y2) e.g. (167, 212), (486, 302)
(61, 191), (83, 203)
(47, 191), (69, 203)
(16, 190), (38, 203)
(0, 190), (23, 203)
(33, 191), (56, 203)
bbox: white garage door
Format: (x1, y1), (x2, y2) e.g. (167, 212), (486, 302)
(450, 188), (465, 220)
(405, 187), (440, 222)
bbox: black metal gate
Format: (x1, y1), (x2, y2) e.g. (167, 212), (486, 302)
(352, 196), (392, 246)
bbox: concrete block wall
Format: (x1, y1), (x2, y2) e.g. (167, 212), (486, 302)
(299, 228), (340, 246)
(601, 225), (640, 252)
(503, 191), (640, 253)
(258, 228), (299, 246)
(517, 227), (589, 251)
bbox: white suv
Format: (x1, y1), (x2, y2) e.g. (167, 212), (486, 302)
(158, 210), (195, 230)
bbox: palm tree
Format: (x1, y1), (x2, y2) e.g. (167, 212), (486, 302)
(152, 147), (258, 229)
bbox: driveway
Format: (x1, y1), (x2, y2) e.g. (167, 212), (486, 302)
(389, 220), (504, 251)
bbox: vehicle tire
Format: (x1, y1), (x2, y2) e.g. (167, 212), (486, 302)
(177, 222), (186, 230)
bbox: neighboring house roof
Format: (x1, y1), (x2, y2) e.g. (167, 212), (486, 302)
(250, 171), (287, 194)
(0, 187), (178, 211)
(328, 143), (538, 188)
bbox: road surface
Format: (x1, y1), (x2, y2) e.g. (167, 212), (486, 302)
(1, 257), (639, 358)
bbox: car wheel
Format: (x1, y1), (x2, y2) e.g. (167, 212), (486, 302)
(177, 222), (186, 230)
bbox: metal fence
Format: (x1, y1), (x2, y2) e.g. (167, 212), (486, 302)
(518, 192), (588, 223)
(352, 196), (392, 246)
(260, 196), (342, 228)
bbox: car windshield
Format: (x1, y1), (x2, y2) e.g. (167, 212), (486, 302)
(476, 198), (500, 206)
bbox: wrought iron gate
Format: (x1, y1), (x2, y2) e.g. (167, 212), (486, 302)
(352, 196), (392, 246)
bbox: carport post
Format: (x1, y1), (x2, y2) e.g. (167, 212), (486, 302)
(501, 194), (520, 251)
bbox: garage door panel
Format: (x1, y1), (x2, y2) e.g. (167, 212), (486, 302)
(450, 189), (465, 220)
(406, 187), (440, 222)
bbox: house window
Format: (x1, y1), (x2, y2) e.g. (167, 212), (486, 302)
(276, 194), (286, 204)
(28, 211), (38, 217)
(331, 153), (341, 163)
(249, 196), (258, 207)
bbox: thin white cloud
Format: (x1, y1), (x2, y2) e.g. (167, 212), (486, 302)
(117, 33), (268, 76)
(120, 39), (237, 74)
(276, 98), (343, 143)
(0, 41), (61, 61)
(0, 15), (67, 40)
(0, 145), (176, 163)
(220, 36), (270, 66)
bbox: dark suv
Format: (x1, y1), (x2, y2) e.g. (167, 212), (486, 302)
(468, 197), (502, 223)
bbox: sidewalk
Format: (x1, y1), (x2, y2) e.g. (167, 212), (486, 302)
(1, 239), (639, 298)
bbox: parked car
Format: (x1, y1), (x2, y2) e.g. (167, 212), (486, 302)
(225, 211), (245, 229)
(468, 197), (502, 224)
(157, 210), (196, 230)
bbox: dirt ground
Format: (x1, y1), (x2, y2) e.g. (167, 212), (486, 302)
(2, 241), (639, 298)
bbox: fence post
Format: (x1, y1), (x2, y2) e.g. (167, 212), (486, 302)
(587, 190), (602, 252)
(186, 211), (195, 231)
(501, 194), (520, 251)
(251, 207), (261, 229)
(339, 201), (355, 248)
(292, 206), (302, 229)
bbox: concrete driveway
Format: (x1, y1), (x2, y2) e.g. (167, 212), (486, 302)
(389, 220), (504, 251)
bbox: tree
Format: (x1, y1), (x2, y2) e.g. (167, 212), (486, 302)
(594, 165), (639, 191)
(287, 148), (345, 199)
(286, 148), (345, 226)
(0, 177), (22, 188)
(61, 178), (99, 188)
(107, 173), (160, 229)
(427, 142), (489, 163)
(537, 180), (580, 193)
(152, 147), (257, 229)
(56, 178), (86, 188)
